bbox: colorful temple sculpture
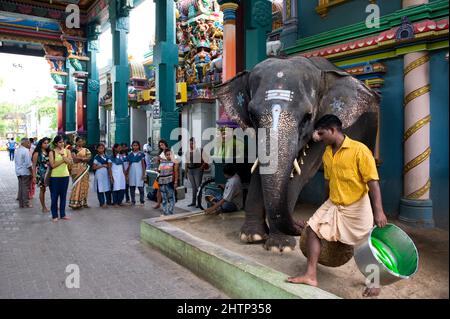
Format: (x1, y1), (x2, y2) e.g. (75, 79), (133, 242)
(175, 0), (224, 149)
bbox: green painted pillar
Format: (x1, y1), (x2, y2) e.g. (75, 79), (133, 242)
(244, 0), (272, 69)
(153, 0), (179, 146)
(86, 22), (101, 147)
(65, 60), (76, 133)
(109, 0), (131, 145)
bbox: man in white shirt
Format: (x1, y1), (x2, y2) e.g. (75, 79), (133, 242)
(143, 137), (153, 170)
(15, 138), (33, 208)
(205, 164), (243, 214)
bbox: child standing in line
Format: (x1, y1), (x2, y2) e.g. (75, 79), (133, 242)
(108, 144), (126, 207)
(120, 143), (131, 204)
(158, 149), (178, 216)
(92, 144), (111, 208)
(126, 141), (146, 206)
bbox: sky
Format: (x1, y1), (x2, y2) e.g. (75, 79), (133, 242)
(98, 0), (155, 68)
(0, 53), (56, 105)
(0, 0), (156, 104)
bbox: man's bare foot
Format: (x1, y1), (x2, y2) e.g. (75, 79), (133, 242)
(362, 287), (381, 297)
(42, 208), (50, 213)
(61, 216), (71, 221)
(286, 275), (318, 287)
(153, 204), (161, 209)
(52, 218), (58, 222)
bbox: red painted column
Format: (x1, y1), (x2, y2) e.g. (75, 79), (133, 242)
(55, 86), (66, 135)
(74, 72), (88, 136)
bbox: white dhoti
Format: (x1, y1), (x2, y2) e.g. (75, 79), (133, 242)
(307, 193), (374, 246)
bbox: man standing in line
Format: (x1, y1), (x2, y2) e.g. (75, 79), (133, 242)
(7, 138), (17, 161)
(286, 114), (387, 297)
(143, 137), (153, 170)
(15, 138), (33, 208)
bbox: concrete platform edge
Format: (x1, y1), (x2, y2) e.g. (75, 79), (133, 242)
(140, 218), (341, 299)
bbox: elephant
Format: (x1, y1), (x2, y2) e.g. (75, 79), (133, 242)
(215, 56), (379, 252)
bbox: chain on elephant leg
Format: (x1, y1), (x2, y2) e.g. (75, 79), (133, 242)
(263, 232), (297, 253)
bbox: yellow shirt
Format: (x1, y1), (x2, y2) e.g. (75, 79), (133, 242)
(323, 135), (379, 206)
(51, 149), (70, 177)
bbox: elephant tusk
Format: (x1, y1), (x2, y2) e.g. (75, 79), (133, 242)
(290, 171), (294, 179)
(251, 158), (259, 174)
(293, 159), (301, 175)
(303, 149), (307, 157)
(301, 158), (304, 165)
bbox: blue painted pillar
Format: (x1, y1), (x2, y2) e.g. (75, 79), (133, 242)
(109, 0), (131, 145)
(86, 22), (101, 146)
(244, 0), (272, 69)
(65, 60), (76, 133)
(153, 0), (179, 146)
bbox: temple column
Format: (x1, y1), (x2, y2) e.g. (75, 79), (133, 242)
(86, 22), (101, 146)
(56, 88), (66, 134)
(65, 61), (76, 133)
(217, 0), (240, 127)
(243, 0), (272, 69)
(43, 48), (68, 135)
(399, 0), (434, 227)
(153, 0), (178, 145)
(73, 70), (88, 136)
(109, 0), (132, 145)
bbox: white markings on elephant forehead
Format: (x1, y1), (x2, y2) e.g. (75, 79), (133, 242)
(330, 97), (345, 112)
(277, 71), (284, 78)
(271, 104), (282, 132)
(236, 92), (245, 107)
(265, 90), (293, 102)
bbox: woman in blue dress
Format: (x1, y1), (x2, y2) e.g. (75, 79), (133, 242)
(126, 141), (146, 206)
(92, 143), (111, 208)
(108, 144), (126, 207)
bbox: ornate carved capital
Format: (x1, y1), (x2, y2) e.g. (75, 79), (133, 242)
(252, 0), (272, 28)
(88, 79), (100, 92)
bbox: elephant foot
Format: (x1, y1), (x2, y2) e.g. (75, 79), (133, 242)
(263, 233), (296, 253)
(239, 222), (269, 244)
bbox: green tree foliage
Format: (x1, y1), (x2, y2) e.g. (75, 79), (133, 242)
(0, 95), (57, 138)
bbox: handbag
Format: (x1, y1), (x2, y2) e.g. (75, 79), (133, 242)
(44, 165), (52, 187)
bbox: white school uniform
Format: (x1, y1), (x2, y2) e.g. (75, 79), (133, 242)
(94, 156), (110, 193)
(108, 155), (126, 191)
(128, 152), (145, 187)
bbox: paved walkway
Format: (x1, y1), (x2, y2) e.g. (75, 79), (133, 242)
(0, 152), (226, 299)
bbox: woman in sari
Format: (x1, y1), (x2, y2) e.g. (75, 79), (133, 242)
(69, 136), (92, 209)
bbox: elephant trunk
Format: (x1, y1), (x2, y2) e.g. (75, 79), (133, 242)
(259, 127), (303, 236)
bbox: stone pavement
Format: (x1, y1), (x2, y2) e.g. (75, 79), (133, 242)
(0, 152), (226, 299)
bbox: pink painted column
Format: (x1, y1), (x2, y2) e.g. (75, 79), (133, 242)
(217, 1), (239, 127)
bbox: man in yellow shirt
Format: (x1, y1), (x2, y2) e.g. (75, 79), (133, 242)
(287, 114), (387, 297)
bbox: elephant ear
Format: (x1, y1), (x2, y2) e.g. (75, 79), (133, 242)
(309, 57), (380, 150)
(214, 71), (252, 129)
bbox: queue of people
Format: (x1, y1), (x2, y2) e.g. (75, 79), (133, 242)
(12, 135), (244, 221)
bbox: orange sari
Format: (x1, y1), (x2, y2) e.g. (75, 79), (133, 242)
(69, 147), (91, 208)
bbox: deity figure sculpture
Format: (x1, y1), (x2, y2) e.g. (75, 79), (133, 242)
(76, 41), (85, 57)
(176, 66), (186, 83)
(194, 47), (211, 83)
